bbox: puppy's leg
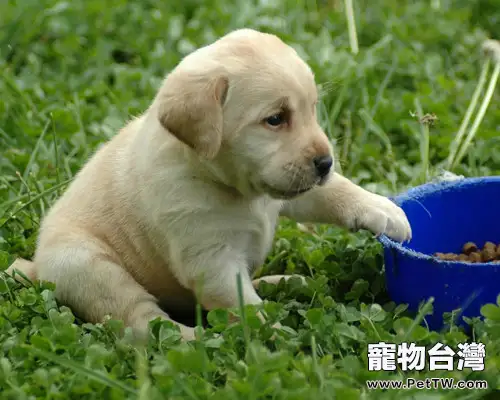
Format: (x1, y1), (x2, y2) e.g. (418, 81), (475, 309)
(187, 258), (288, 332)
(280, 173), (412, 242)
(36, 244), (195, 341)
(194, 265), (263, 311)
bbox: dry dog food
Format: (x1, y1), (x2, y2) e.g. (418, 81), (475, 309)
(434, 241), (500, 263)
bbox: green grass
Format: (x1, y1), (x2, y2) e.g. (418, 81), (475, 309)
(1, 0), (500, 398)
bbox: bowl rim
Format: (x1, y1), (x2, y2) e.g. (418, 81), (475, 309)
(378, 175), (500, 268)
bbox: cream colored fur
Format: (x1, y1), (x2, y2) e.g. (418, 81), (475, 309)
(5, 29), (411, 341)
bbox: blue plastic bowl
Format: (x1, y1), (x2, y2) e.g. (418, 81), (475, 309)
(378, 176), (500, 331)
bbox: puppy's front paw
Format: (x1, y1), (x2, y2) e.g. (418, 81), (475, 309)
(353, 194), (412, 243)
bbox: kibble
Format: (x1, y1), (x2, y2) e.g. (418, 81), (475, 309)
(463, 242), (478, 255)
(469, 252), (483, 263)
(434, 241), (500, 264)
(458, 254), (469, 262)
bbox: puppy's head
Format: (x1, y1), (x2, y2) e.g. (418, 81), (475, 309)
(156, 29), (334, 199)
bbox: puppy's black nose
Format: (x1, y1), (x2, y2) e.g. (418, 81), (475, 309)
(313, 155), (333, 178)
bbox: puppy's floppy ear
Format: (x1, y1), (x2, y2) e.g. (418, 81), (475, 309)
(156, 65), (229, 160)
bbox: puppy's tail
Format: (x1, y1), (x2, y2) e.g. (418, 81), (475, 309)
(4, 258), (37, 284)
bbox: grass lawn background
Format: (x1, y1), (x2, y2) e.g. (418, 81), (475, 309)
(1, 0), (500, 398)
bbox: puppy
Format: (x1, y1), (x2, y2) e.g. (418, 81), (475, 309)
(5, 29), (411, 341)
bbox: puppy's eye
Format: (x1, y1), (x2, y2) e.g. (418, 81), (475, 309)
(265, 113), (285, 127)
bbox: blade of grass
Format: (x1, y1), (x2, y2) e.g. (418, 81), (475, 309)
(402, 297), (434, 342)
(328, 82), (349, 131)
(236, 273), (250, 347)
(14, 171), (38, 223)
(370, 57), (397, 118)
(453, 61), (500, 169)
(0, 126), (14, 145)
(358, 109), (394, 157)
(135, 349), (152, 400)
(30, 174), (50, 218)
(431, 0), (441, 10)
(0, 178), (73, 227)
(25, 346), (138, 395)
(20, 119), (50, 196)
(50, 113), (62, 186)
(344, 0), (359, 55)
(1, 70), (41, 118)
(446, 58), (491, 170)
(358, 109), (397, 190)
(414, 98), (430, 184)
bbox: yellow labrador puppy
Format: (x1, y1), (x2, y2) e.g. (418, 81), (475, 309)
(6, 29), (411, 341)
